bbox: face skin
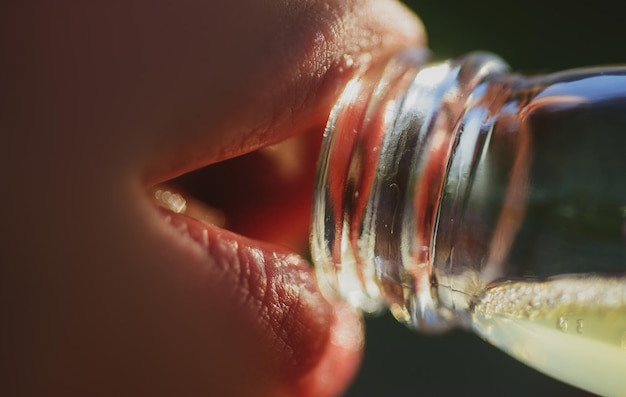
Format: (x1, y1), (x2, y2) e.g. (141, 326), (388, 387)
(1, 1), (424, 396)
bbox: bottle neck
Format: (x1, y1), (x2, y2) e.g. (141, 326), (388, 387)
(311, 48), (510, 331)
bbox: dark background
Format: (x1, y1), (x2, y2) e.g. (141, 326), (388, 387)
(344, 1), (623, 396)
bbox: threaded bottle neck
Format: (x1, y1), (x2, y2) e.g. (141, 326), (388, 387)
(311, 48), (509, 331)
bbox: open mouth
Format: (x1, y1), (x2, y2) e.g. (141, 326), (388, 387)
(132, 122), (362, 395)
(150, 130), (322, 255)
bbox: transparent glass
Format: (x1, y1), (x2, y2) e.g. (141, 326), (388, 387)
(311, 48), (626, 397)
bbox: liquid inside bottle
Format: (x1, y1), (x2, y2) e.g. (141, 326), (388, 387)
(311, 48), (626, 396)
(472, 276), (626, 397)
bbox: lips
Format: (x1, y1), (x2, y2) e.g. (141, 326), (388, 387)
(130, 22), (368, 395)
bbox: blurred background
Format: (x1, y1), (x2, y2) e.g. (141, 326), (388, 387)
(343, 1), (624, 396)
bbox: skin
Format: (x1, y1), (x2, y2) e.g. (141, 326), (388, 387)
(1, 1), (424, 396)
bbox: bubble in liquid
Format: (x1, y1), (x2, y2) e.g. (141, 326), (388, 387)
(576, 319), (584, 334)
(557, 316), (568, 332)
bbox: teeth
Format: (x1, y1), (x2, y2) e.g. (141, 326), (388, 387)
(154, 189), (187, 214)
(151, 186), (226, 227)
(201, 229), (209, 248)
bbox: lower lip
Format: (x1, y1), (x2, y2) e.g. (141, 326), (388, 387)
(156, 207), (336, 375)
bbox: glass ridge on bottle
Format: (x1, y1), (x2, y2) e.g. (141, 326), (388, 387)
(310, 47), (626, 396)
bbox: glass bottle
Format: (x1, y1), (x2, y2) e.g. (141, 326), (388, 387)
(311, 48), (626, 397)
